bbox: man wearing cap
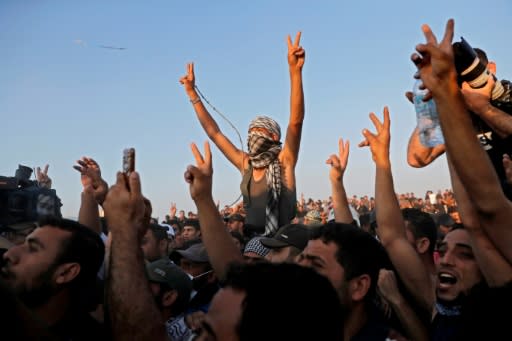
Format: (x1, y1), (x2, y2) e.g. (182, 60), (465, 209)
(146, 258), (194, 341)
(260, 223), (310, 263)
(176, 243), (219, 314)
(243, 236), (270, 263)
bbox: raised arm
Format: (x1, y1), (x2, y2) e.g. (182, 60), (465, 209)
(185, 142), (244, 280)
(74, 157), (108, 234)
(447, 153), (512, 287)
(281, 32), (305, 167)
(378, 269), (430, 341)
(180, 63), (246, 172)
(461, 63), (512, 139)
(414, 19), (512, 263)
(104, 172), (167, 341)
(326, 138), (354, 224)
(360, 107), (435, 312)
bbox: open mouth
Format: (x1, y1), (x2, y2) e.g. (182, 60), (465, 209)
(438, 272), (457, 287)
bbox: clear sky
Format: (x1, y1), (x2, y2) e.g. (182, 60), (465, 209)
(2, 0), (511, 219)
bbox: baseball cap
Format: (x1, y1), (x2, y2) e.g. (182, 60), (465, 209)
(146, 258), (192, 299)
(260, 224), (311, 250)
(176, 243), (210, 263)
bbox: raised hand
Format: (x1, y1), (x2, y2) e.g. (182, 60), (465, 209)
(287, 31), (305, 71)
(461, 77), (495, 115)
(184, 142), (213, 202)
(326, 138), (350, 182)
(73, 157), (109, 205)
(359, 107), (391, 167)
(103, 172), (146, 236)
(170, 202), (177, 217)
(35, 164), (52, 189)
(179, 62), (196, 94)
(412, 19), (456, 94)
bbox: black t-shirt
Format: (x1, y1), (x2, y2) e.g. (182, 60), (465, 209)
(50, 311), (109, 341)
(471, 80), (512, 198)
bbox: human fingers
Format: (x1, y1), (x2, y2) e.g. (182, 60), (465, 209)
(440, 19), (455, 47)
(128, 172), (142, 197)
(190, 143), (204, 165)
(421, 24), (438, 45)
(382, 106), (390, 131)
(294, 31), (302, 47)
(369, 112), (383, 132)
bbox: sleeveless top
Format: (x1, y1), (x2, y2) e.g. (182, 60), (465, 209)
(240, 164), (296, 232)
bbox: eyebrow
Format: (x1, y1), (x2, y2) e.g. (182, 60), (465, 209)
(302, 254), (326, 265)
(438, 242), (473, 251)
(26, 237), (45, 249)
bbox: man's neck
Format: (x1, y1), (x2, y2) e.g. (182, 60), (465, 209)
(33, 290), (71, 327)
(343, 303), (368, 341)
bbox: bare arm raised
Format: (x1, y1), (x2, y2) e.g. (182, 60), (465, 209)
(280, 32), (306, 170)
(413, 19), (512, 263)
(180, 63), (246, 172)
(360, 107), (435, 312)
(326, 138), (353, 224)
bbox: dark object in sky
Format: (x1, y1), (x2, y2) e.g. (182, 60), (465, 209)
(98, 45), (126, 50)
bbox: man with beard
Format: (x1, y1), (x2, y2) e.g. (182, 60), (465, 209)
(0, 216), (106, 340)
(179, 31), (306, 237)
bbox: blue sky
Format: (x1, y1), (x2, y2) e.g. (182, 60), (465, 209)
(2, 0), (511, 219)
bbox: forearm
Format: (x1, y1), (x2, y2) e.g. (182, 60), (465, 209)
(435, 81), (507, 212)
(108, 228), (166, 341)
(195, 196), (244, 280)
(330, 178), (353, 224)
(376, 164), (435, 310)
(388, 295), (430, 341)
(289, 70), (305, 125)
(447, 155), (512, 286)
(477, 105), (512, 138)
(375, 164), (407, 244)
(407, 127), (445, 167)
(79, 191), (101, 234)
(186, 88), (222, 138)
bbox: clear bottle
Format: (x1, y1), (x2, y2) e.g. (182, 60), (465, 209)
(413, 79), (445, 147)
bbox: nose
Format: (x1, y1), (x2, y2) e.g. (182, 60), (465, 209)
(3, 244), (21, 266)
(439, 249), (455, 267)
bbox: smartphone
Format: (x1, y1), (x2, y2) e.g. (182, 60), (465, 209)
(123, 148), (135, 176)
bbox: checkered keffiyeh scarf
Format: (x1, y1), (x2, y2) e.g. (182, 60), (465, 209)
(244, 237), (270, 257)
(248, 116), (282, 236)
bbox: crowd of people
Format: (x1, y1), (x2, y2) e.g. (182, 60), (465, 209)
(1, 19), (512, 341)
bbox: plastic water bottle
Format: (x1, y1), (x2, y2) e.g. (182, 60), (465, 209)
(413, 79), (444, 147)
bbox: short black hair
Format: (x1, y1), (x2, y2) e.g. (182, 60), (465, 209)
(310, 222), (391, 305)
(149, 223), (168, 241)
(223, 262), (344, 341)
(402, 208), (437, 255)
(183, 219), (200, 231)
(37, 216), (104, 312)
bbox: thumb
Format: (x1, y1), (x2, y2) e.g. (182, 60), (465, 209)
(405, 91), (414, 104)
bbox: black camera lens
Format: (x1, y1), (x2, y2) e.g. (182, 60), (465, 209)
(453, 37), (490, 88)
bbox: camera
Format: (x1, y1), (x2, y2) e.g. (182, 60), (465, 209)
(453, 37), (512, 114)
(0, 165), (62, 228)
